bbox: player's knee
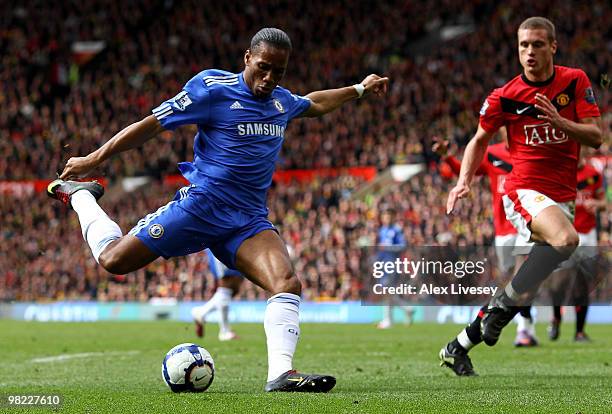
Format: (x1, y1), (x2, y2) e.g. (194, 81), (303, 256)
(98, 249), (130, 275)
(548, 229), (578, 257)
(270, 271), (301, 296)
(552, 229), (579, 249)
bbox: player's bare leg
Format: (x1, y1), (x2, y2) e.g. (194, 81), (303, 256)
(235, 230), (335, 392)
(481, 205), (578, 346)
(236, 230), (300, 294)
(98, 236), (159, 274)
(48, 179), (159, 274)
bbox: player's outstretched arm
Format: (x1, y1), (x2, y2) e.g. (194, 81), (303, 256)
(446, 124), (493, 214)
(60, 115), (165, 180)
(300, 74), (389, 118)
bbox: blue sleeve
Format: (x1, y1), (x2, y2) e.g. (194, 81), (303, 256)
(152, 74), (210, 130)
(285, 92), (311, 120)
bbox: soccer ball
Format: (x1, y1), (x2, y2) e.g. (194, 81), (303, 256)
(162, 343), (215, 392)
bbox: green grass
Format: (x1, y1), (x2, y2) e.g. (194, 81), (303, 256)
(0, 321), (610, 413)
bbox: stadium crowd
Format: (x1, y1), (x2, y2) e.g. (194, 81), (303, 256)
(1, 0), (610, 301)
(2, 172), (499, 301)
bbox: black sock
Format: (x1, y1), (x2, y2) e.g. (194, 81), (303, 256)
(518, 306), (532, 321)
(510, 244), (573, 297)
(449, 307), (486, 354)
(464, 307), (487, 345)
(553, 306), (562, 321)
(575, 305), (588, 334)
(448, 338), (466, 354)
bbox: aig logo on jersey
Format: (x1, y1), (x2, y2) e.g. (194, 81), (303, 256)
(273, 99), (284, 113)
(173, 91), (192, 111)
(148, 224), (164, 239)
(523, 123), (568, 146)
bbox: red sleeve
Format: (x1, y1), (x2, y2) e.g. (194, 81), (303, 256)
(575, 70), (601, 119)
(444, 156), (462, 175)
(479, 88), (505, 133)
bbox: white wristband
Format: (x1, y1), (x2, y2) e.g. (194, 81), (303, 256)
(353, 83), (365, 98)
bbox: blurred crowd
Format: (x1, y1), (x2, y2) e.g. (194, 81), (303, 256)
(1, 172), (498, 301)
(3, 167), (609, 302)
(1, 0), (610, 301)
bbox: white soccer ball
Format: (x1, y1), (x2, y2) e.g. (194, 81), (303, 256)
(162, 343), (215, 392)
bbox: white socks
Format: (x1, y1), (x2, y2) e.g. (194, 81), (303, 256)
(191, 287), (233, 334)
(382, 306), (393, 326)
(457, 328), (475, 351)
(517, 315), (535, 335)
(264, 293), (300, 382)
(216, 287), (232, 334)
(71, 190), (122, 263)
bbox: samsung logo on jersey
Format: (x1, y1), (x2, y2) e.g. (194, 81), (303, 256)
(237, 123), (285, 137)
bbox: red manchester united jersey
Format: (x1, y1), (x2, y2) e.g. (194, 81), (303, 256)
(445, 143), (516, 236)
(479, 65), (601, 202)
(574, 163), (604, 234)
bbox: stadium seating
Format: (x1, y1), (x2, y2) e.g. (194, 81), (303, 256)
(0, 0), (609, 301)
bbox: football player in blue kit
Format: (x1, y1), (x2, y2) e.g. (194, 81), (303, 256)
(191, 250), (244, 341)
(48, 28), (388, 392)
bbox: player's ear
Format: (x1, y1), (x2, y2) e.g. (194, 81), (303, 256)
(550, 40), (557, 55)
(244, 49), (251, 66)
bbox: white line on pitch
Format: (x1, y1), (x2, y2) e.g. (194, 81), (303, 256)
(31, 350), (140, 363)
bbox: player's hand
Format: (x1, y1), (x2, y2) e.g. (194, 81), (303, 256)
(446, 183), (470, 215)
(60, 156), (98, 180)
(534, 93), (567, 129)
(432, 137), (450, 156)
(361, 74), (389, 97)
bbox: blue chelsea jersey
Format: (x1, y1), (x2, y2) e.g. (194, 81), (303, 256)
(377, 225), (405, 247)
(152, 69), (311, 215)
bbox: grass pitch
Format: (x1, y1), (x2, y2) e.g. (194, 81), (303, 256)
(0, 320), (610, 413)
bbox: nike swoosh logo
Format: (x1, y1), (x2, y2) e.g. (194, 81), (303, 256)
(194, 376), (206, 381)
(516, 106), (530, 114)
(492, 160), (504, 167)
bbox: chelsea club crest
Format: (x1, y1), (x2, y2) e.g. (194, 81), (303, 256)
(273, 99), (284, 113)
(148, 224), (164, 239)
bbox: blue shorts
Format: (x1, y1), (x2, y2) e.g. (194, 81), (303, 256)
(128, 185), (275, 269)
(206, 249), (242, 279)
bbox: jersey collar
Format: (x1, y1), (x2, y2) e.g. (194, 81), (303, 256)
(521, 68), (556, 87)
(238, 71), (251, 95)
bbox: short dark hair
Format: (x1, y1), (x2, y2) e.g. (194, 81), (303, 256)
(518, 17), (556, 43)
(250, 28), (292, 53)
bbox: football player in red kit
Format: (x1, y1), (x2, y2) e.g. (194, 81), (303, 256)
(433, 135), (538, 347)
(439, 16), (602, 376)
